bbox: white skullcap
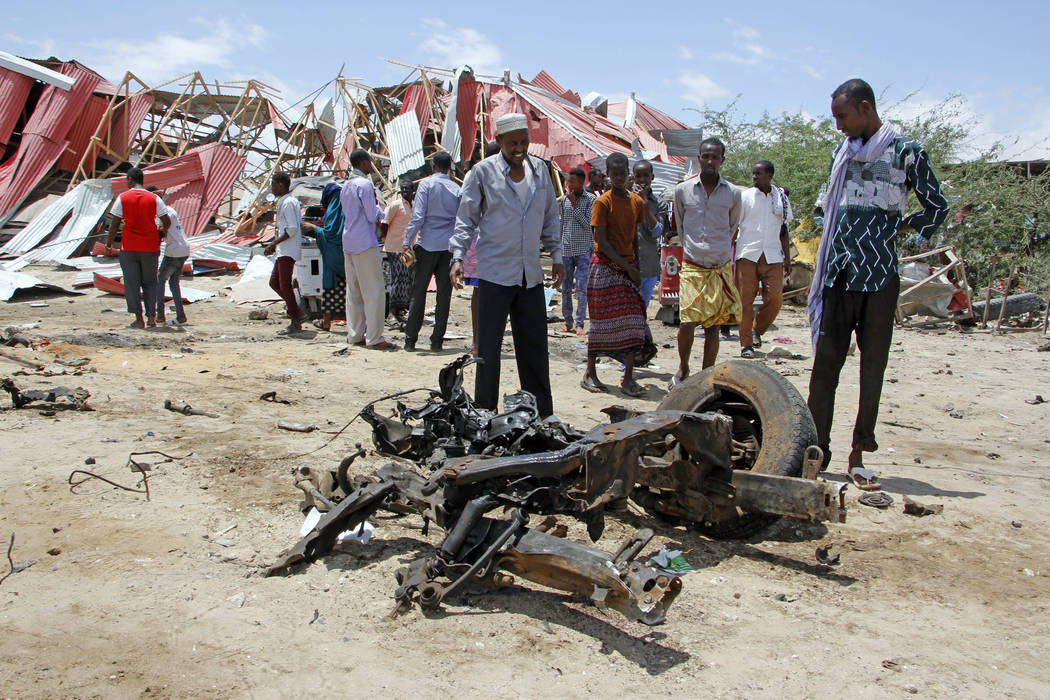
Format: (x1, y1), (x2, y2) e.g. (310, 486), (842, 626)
(495, 113), (528, 135)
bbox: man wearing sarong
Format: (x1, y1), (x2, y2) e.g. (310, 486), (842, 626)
(301, 182), (346, 331)
(671, 138), (742, 387)
(807, 79), (947, 489)
(581, 152), (659, 397)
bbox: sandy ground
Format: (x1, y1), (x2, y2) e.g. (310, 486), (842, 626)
(1, 263), (1048, 699)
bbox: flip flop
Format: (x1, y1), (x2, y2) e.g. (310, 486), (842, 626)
(666, 374), (684, 393)
(740, 346), (756, 359)
(621, 381), (646, 398)
(580, 376), (606, 393)
(848, 466), (882, 491)
(367, 340), (399, 351)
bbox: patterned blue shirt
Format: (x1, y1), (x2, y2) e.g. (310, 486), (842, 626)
(815, 137), (948, 292)
(559, 190), (596, 258)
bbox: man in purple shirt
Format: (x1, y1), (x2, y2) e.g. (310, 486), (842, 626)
(401, 150), (461, 351)
(340, 149), (396, 349)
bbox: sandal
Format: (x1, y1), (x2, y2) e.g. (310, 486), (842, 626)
(848, 466), (882, 491)
(740, 345), (756, 359)
(580, 376), (606, 393)
(621, 380), (646, 398)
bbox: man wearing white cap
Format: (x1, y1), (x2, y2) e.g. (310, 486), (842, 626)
(450, 113), (564, 417)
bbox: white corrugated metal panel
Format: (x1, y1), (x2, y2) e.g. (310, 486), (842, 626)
(0, 51), (75, 90)
(1, 187), (79, 257)
(386, 111), (425, 181)
(190, 242), (252, 269)
(5, 180), (113, 269)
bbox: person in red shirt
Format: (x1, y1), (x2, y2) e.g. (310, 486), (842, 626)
(105, 167), (170, 328)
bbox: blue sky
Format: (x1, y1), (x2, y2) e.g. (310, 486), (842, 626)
(5, 1), (1048, 158)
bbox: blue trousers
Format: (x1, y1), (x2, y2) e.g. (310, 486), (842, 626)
(639, 275), (659, 311)
(561, 253), (590, 328)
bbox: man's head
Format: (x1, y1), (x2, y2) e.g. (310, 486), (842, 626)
(399, 179), (417, 204)
(271, 171), (291, 197)
(751, 160), (774, 190)
(145, 185), (165, 200)
(830, 78), (879, 140)
(605, 152), (630, 195)
(698, 137), (725, 177)
(633, 160), (654, 193)
(566, 167), (586, 197)
(495, 113), (529, 167)
(126, 166), (144, 188)
(589, 169), (605, 190)
(432, 150), (453, 173)
(349, 148), (373, 174)
(485, 140), (500, 158)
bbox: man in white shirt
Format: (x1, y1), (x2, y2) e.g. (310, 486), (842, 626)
(147, 187), (190, 325)
(264, 172), (304, 335)
(733, 160), (793, 358)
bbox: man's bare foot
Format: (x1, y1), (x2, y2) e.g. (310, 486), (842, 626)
(176, 316), (187, 324)
(580, 375), (606, 393)
(146, 315), (157, 327)
(156, 314), (166, 324)
(127, 320), (145, 329)
(621, 379), (645, 397)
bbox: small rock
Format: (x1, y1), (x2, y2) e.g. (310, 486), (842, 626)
(948, 410), (964, 419)
(913, 456), (922, 464)
(904, 685), (918, 694)
(46, 548), (61, 556)
(986, 452), (1001, 459)
(903, 496), (943, 517)
(248, 309), (268, 320)
(1011, 521), (1023, 528)
(84, 457), (95, 465)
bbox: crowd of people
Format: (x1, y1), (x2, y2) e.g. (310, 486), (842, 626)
(106, 78), (947, 490)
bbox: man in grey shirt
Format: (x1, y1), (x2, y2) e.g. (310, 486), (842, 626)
(450, 113), (564, 417)
(670, 137), (742, 386)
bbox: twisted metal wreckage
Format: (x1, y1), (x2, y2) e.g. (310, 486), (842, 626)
(265, 357), (847, 625)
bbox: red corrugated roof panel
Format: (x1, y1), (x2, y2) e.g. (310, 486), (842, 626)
(0, 68), (34, 148)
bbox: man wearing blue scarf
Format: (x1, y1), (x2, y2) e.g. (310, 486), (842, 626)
(301, 182), (346, 331)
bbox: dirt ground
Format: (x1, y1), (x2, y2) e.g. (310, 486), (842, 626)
(1, 264), (1048, 699)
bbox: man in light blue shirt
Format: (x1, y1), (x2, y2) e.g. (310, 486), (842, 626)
(340, 149), (396, 349)
(401, 151), (461, 351)
(450, 113), (563, 417)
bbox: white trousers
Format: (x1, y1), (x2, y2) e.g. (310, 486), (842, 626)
(343, 247), (386, 346)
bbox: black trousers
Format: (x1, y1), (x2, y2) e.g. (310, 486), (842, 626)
(404, 246), (452, 346)
(807, 273), (899, 457)
(476, 279), (553, 417)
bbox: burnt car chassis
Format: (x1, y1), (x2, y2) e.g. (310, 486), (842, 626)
(266, 356), (846, 625)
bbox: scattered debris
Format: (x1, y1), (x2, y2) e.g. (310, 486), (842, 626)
(260, 391), (293, 405)
(0, 533), (36, 586)
(766, 347), (806, 360)
(1011, 521), (1023, 528)
(881, 658), (903, 671)
(884, 420), (922, 431)
(1, 378), (91, 411)
(774, 593), (800, 602)
(903, 496), (943, 517)
(1037, 341), (1050, 352)
(68, 451), (190, 502)
(277, 421), (318, 433)
(163, 399), (218, 418)
(858, 492), (894, 509)
(1025, 395), (1046, 405)
(815, 544), (840, 565)
(948, 409), (964, 419)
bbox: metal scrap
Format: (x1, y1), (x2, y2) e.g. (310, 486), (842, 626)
(1, 378), (91, 411)
(163, 399), (218, 418)
(265, 355), (846, 626)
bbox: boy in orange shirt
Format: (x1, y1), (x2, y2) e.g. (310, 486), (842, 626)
(581, 152), (659, 396)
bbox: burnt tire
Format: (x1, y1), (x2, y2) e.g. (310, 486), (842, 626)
(970, 292), (1042, 321)
(656, 360), (817, 539)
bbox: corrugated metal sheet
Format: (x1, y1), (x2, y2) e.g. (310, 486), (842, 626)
(151, 91), (278, 127)
(526, 70), (579, 106)
(0, 62), (100, 226)
(0, 186), (78, 256)
(110, 143), (245, 239)
(56, 94), (109, 171)
(386, 112), (425, 181)
(3, 179), (112, 269)
(190, 242), (252, 270)
(0, 68), (34, 148)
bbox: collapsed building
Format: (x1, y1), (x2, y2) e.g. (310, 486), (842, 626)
(0, 51), (699, 287)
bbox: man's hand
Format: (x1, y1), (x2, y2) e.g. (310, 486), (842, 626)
(550, 263), (564, 288)
(301, 221), (315, 233)
(264, 244), (276, 256)
(783, 260), (792, 276)
(450, 260), (464, 290)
